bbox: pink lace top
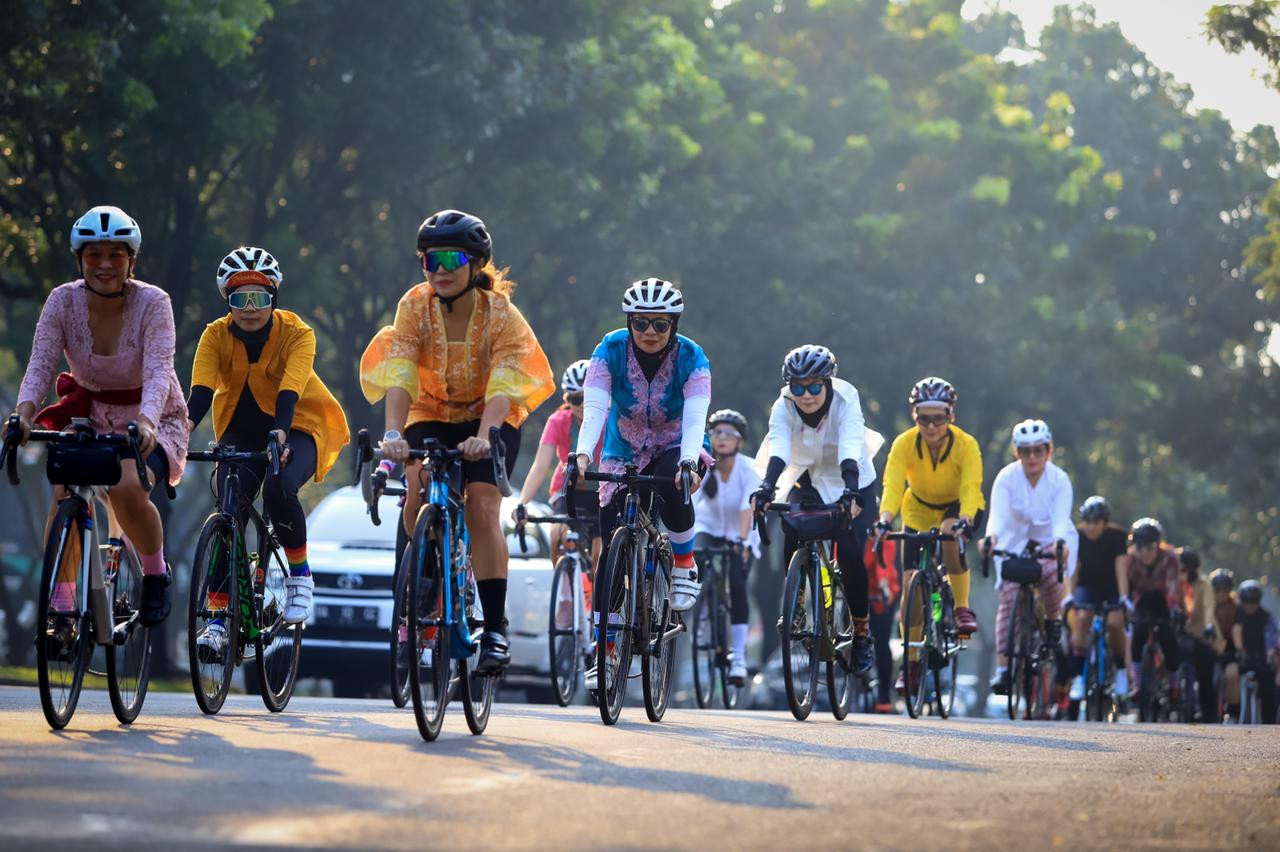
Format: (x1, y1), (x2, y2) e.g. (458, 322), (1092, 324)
(17, 280), (189, 484)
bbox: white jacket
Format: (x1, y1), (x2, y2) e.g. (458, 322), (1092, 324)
(753, 377), (883, 503)
(986, 459), (1079, 583)
(693, 453), (763, 557)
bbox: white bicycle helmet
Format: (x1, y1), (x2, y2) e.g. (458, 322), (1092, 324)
(622, 278), (684, 314)
(70, 205), (141, 254)
(1011, 418), (1053, 448)
(561, 359), (590, 394)
(216, 246), (284, 297)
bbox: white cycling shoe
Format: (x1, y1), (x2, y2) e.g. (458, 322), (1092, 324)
(670, 566), (701, 613)
(729, 658), (748, 685)
(284, 575), (314, 625)
(1069, 674), (1085, 702)
(1114, 668), (1130, 698)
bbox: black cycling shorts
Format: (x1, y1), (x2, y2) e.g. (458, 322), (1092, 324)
(405, 420), (520, 487)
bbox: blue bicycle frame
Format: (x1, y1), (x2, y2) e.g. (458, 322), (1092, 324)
(420, 468), (476, 659)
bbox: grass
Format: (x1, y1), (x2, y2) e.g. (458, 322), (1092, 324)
(0, 664), (201, 693)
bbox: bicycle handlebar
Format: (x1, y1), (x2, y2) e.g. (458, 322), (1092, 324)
(2, 414), (153, 493)
(751, 500), (849, 550)
(981, 542), (1066, 584)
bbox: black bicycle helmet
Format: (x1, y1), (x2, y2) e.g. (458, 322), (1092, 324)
(1210, 568), (1235, 591)
(1079, 495), (1111, 522)
(1177, 546), (1200, 573)
(908, 377), (956, 407)
(1129, 517), (1164, 547)
(708, 408), (748, 436)
(416, 209), (492, 264)
(1237, 579), (1263, 605)
(782, 344), (837, 382)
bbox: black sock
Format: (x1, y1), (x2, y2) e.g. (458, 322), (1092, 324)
(1070, 652), (1085, 679)
(478, 578), (508, 633)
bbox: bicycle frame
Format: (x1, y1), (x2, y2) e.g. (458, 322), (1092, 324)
(56, 487), (116, 647)
(414, 460), (474, 648)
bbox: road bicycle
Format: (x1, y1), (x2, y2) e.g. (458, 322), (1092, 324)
(985, 541), (1064, 721)
(1071, 601), (1126, 722)
(1, 415), (155, 728)
(690, 537), (744, 709)
(1131, 612), (1178, 723)
(185, 438), (302, 714)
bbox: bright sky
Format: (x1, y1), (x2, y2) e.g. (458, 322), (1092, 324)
(961, 0), (1280, 132)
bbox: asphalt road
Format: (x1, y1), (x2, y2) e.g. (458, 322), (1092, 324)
(0, 686), (1276, 851)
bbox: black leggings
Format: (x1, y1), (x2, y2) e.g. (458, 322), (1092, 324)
(695, 533), (750, 623)
(217, 429), (317, 551)
(597, 448), (697, 547)
(870, 606), (897, 703)
(782, 477), (877, 620)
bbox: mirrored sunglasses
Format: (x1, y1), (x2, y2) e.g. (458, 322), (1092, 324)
(227, 289), (274, 310)
(711, 427), (742, 439)
(424, 250), (470, 273)
(789, 381), (825, 397)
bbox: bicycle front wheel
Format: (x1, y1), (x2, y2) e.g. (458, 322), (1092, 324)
(256, 549), (301, 712)
(642, 545), (677, 723)
(188, 514), (239, 716)
(780, 550), (819, 721)
(36, 499), (90, 730)
(826, 578), (853, 721)
(105, 537), (152, 725)
(1007, 587), (1034, 721)
(901, 570), (930, 720)
(548, 556), (580, 707)
(462, 571), (495, 734)
(409, 505), (451, 742)
(390, 547), (412, 708)
(595, 528), (636, 726)
(932, 580), (958, 719)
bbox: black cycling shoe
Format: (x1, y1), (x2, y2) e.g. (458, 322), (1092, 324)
(476, 631), (511, 673)
(990, 670), (1011, 696)
(139, 569), (172, 627)
(851, 633), (875, 675)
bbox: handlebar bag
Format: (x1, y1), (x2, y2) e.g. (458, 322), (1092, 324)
(781, 505), (845, 543)
(46, 443), (123, 487)
(1000, 556), (1044, 585)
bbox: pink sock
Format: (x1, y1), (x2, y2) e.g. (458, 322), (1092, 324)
(52, 582), (75, 611)
(140, 550), (167, 577)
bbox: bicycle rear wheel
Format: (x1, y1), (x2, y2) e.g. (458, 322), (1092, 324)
(595, 528), (636, 726)
(188, 514), (239, 716)
(780, 550), (819, 721)
(718, 591), (739, 710)
(548, 556), (580, 707)
(901, 570), (930, 719)
(409, 506), (451, 741)
(390, 547), (412, 708)
(690, 572), (716, 709)
(642, 545), (677, 723)
(932, 581), (958, 719)
(36, 499), (90, 730)
(826, 579), (853, 721)
(105, 537), (152, 724)
(256, 548), (301, 712)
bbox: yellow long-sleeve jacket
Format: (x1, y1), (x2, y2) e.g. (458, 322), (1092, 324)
(879, 425), (985, 531)
(359, 283), (553, 428)
(191, 310), (350, 481)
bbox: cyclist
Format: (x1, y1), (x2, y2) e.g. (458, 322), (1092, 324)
(1210, 569), (1240, 720)
(6, 206), (188, 627)
(1233, 579), (1278, 724)
(1176, 546), (1218, 721)
(1117, 518), (1181, 698)
(186, 247), (351, 656)
(1066, 495), (1130, 700)
(874, 377), (984, 695)
(692, 408), (762, 686)
(750, 344), (882, 676)
(360, 209), (554, 672)
(864, 534), (900, 712)
(514, 359), (602, 565)
(981, 419), (1077, 695)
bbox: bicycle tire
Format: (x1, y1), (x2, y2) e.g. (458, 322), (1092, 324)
(1138, 642), (1160, 723)
(389, 547), (412, 708)
(932, 580), (958, 719)
(255, 548), (301, 712)
(1176, 662), (1197, 723)
(409, 505), (451, 742)
(188, 513), (239, 716)
(104, 537), (152, 724)
(595, 527), (636, 726)
(901, 570), (930, 719)
(462, 570), (495, 734)
(780, 549), (819, 721)
(717, 587), (739, 710)
(1085, 635), (1106, 722)
(642, 544), (677, 723)
(548, 556), (580, 707)
(690, 571), (716, 709)
(826, 578), (853, 721)
(36, 499), (91, 730)
(1007, 586), (1031, 721)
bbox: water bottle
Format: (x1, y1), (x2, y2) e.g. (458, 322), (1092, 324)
(931, 589), (942, 624)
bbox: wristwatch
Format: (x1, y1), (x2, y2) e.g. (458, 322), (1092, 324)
(382, 430), (402, 442)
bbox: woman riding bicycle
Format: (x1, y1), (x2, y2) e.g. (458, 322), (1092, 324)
(7, 206), (188, 627)
(874, 377), (984, 695)
(750, 344), (882, 676)
(1175, 546), (1218, 720)
(692, 408), (762, 686)
(981, 418), (1078, 696)
(360, 209), (554, 672)
(1116, 517), (1180, 697)
(186, 246), (351, 655)
(1232, 579), (1278, 724)
(514, 359), (602, 568)
(1065, 495), (1131, 700)
(1210, 568), (1242, 719)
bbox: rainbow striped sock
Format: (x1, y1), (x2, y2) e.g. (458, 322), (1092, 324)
(284, 545), (309, 577)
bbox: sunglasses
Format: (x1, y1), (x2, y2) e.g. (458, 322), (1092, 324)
(711, 427), (742, 439)
(1016, 445), (1049, 458)
(227, 289), (274, 310)
(789, 381), (825, 397)
(629, 317), (673, 334)
(566, 394), (584, 406)
(424, 250), (470, 273)
(915, 413), (949, 428)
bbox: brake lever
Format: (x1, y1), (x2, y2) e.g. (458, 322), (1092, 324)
(267, 433), (282, 478)
(515, 503), (529, 554)
(127, 421), (153, 493)
(1, 415), (18, 485)
(680, 463), (693, 507)
(489, 426), (512, 498)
